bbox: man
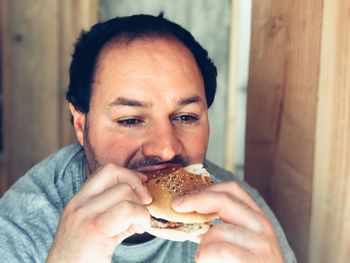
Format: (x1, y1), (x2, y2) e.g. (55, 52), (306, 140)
(0, 14), (296, 262)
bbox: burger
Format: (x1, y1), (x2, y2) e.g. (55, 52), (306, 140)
(144, 164), (219, 242)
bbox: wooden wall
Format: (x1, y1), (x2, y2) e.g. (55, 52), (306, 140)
(308, 1), (350, 262)
(246, 1), (350, 262)
(0, 0), (98, 195)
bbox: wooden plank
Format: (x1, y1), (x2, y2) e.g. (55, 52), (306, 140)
(245, 1), (323, 262)
(0, 0), (9, 195)
(1, 0), (12, 195)
(59, 0), (98, 146)
(4, 0), (60, 185)
(308, 1), (350, 262)
(0, 0), (98, 192)
(224, 0), (239, 173)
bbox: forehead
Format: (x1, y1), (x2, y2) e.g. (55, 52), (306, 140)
(91, 36), (205, 104)
(95, 35), (201, 79)
(98, 35), (195, 64)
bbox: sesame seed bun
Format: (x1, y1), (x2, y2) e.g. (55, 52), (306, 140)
(144, 164), (219, 242)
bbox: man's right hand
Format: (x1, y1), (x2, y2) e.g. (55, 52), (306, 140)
(46, 164), (152, 263)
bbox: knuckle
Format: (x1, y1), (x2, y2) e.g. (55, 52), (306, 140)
(226, 181), (241, 191)
(211, 223), (226, 234)
(197, 243), (232, 262)
(256, 214), (274, 235)
(221, 181), (244, 196)
(63, 198), (76, 215)
(203, 224), (228, 243)
(220, 192), (232, 201)
(72, 205), (95, 230)
(117, 183), (134, 195)
(63, 198), (85, 220)
(220, 192), (234, 204)
(118, 200), (137, 215)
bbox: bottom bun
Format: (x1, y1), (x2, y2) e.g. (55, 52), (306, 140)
(147, 225), (210, 243)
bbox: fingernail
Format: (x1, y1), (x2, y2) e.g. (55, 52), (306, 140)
(143, 195), (153, 205)
(172, 195), (184, 208)
(139, 173), (148, 182)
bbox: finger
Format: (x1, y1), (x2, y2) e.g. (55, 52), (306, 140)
(199, 223), (284, 262)
(199, 223), (262, 251)
(173, 191), (264, 232)
(196, 241), (256, 263)
(112, 225), (137, 245)
(94, 200), (151, 237)
(204, 182), (262, 212)
(80, 183), (144, 215)
(80, 164), (151, 204)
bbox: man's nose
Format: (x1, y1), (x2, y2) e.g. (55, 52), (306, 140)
(141, 122), (184, 161)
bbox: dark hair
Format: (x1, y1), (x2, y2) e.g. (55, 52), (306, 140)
(66, 14), (217, 113)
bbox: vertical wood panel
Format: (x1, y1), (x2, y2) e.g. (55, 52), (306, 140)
(0, 0), (9, 195)
(224, 0), (239, 173)
(245, 1), (323, 262)
(5, 0), (60, 185)
(309, 1), (350, 262)
(59, 0), (98, 146)
(0, 0), (98, 191)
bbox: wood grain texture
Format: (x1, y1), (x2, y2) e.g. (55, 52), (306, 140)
(0, 0), (9, 195)
(0, 0), (98, 191)
(308, 1), (350, 262)
(245, 1), (323, 262)
(224, 0), (239, 172)
(59, 0), (98, 146)
(4, 0), (60, 185)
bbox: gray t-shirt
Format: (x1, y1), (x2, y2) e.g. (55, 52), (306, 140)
(0, 143), (296, 262)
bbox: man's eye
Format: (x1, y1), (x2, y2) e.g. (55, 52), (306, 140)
(173, 114), (199, 124)
(117, 118), (142, 127)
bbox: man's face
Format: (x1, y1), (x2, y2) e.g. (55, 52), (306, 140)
(71, 36), (210, 174)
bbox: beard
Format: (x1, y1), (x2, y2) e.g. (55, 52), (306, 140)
(82, 119), (100, 175)
(82, 119), (190, 175)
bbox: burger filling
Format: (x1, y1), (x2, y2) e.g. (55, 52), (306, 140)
(151, 216), (210, 233)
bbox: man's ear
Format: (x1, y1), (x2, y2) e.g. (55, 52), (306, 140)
(69, 103), (85, 146)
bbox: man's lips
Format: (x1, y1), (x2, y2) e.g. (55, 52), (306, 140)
(137, 163), (182, 174)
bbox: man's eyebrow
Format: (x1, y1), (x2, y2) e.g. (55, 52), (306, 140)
(107, 95), (204, 109)
(177, 95), (205, 106)
(108, 97), (151, 108)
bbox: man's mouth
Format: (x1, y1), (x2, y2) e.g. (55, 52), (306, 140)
(126, 155), (188, 171)
(137, 163), (182, 173)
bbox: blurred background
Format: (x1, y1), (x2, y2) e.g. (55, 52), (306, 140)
(1, 1), (349, 262)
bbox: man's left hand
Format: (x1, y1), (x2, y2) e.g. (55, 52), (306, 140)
(172, 181), (284, 262)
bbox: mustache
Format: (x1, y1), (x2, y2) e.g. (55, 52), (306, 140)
(126, 155), (189, 170)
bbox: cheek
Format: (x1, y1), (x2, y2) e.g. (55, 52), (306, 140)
(103, 141), (137, 165)
(181, 125), (209, 161)
(89, 128), (142, 166)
